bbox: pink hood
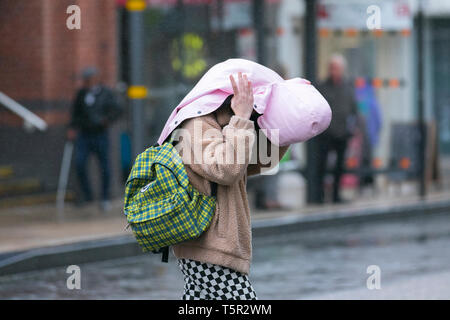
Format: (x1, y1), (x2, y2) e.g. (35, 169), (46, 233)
(157, 58), (331, 146)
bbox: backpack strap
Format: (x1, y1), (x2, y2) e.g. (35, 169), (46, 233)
(161, 247), (169, 263)
(152, 247), (169, 263)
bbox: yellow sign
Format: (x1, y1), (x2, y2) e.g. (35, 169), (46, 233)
(128, 86), (148, 99)
(170, 33), (207, 80)
(126, 0), (146, 12)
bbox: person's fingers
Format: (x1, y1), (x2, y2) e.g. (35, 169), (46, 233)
(244, 75), (253, 98)
(238, 72), (245, 93)
(243, 74), (251, 95)
(230, 75), (238, 95)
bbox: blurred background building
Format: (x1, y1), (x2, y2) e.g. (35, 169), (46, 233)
(1, 0), (449, 205)
(0, 0), (120, 204)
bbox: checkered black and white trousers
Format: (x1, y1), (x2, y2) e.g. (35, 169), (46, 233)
(178, 258), (258, 300)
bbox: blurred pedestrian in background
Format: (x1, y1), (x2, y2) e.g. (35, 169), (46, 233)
(317, 54), (358, 203)
(67, 67), (122, 211)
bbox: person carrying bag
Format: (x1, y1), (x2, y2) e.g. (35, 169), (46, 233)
(124, 59), (331, 300)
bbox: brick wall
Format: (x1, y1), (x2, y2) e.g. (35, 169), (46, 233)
(0, 0), (45, 101)
(0, 0), (117, 111)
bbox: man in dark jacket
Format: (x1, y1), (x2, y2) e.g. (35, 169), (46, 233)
(67, 67), (122, 210)
(317, 54), (358, 203)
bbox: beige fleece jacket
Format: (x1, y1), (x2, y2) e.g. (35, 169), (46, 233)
(172, 105), (288, 274)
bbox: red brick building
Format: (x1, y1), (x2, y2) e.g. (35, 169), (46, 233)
(0, 0), (122, 201)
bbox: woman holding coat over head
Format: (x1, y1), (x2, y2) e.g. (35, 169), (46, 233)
(157, 59), (331, 300)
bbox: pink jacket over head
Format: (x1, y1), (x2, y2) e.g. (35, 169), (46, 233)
(157, 58), (331, 146)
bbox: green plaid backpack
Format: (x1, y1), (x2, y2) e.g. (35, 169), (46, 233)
(123, 141), (217, 262)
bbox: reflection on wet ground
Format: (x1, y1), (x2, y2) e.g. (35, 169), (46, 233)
(1, 213), (450, 299)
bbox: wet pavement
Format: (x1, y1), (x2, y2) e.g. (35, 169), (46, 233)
(1, 212), (450, 299)
(308, 270), (450, 299)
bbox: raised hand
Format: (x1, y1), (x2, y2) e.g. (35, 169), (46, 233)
(229, 72), (254, 120)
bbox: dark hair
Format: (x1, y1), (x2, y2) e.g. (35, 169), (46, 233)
(219, 94), (233, 109)
(218, 94), (261, 130)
